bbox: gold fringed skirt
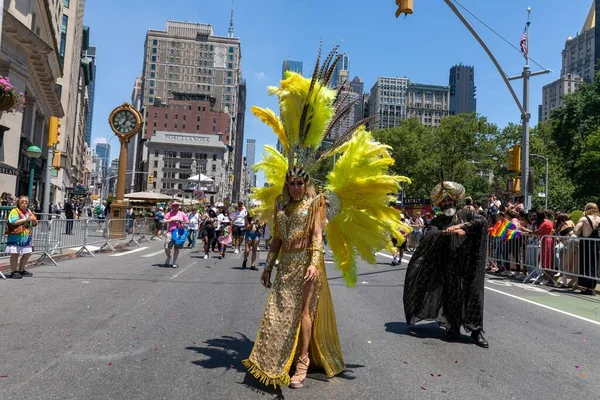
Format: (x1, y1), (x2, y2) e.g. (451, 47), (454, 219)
(243, 250), (345, 388)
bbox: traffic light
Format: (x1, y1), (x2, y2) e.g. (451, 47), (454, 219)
(148, 175), (154, 185)
(507, 178), (521, 194)
(395, 0), (413, 18)
(507, 145), (522, 172)
(52, 151), (62, 168)
(48, 116), (61, 147)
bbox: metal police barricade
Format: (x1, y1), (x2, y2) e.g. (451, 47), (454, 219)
(487, 232), (541, 283)
(540, 235), (599, 289)
(85, 217), (113, 252)
(45, 218), (95, 258)
(98, 218), (135, 252)
(128, 218), (153, 247)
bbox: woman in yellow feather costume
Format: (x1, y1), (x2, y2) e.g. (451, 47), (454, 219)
(243, 45), (411, 390)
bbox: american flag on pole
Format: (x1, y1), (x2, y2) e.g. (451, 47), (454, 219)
(520, 28), (528, 57)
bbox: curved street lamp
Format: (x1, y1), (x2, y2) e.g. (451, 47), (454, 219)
(26, 145), (42, 201)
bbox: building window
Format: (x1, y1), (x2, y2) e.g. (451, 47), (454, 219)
(183, 115), (186, 120)
(154, 160), (158, 168)
(212, 117), (217, 123)
(151, 64), (156, 70)
(227, 71), (232, 77)
(196, 116), (200, 122)
(149, 97), (153, 103)
(164, 123), (167, 128)
(150, 81), (155, 87)
(64, 0), (70, 7)
(175, 114), (178, 120)
(212, 154), (217, 161)
(149, 89), (154, 95)
(151, 56), (157, 62)
(55, 84), (62, 99)
(212, 125), (216, 132)
(150, 72), (155, 78)
(174, 124), (178, 128)
(227, 79), (232, 85)
(153, 122), (157, 127)
(212, 165), (216, 172)
(154, 150), (159, 157)
(196, 125), (200, 130)
(153, 39), (158, 46)
(180, 152), (192, 159)
(228, 63), (233, 69)
(229, 46), (234, 53)
(228, 55), (233, 61)
(152, 48), (157, 54)
(152, 129), (156, 135)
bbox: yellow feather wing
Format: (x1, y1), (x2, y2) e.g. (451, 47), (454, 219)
(325, 127), (412, 287)
(250, 145), (288, 226)
(250, 106), (288, 153)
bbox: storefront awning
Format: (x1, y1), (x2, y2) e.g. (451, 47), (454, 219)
(0, 161), (19, 176)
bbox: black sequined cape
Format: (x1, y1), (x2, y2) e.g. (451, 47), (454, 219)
(403, 209), (488, 332)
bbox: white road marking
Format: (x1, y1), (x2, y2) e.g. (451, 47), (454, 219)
(109, 247), (148, 257)
(485, 286), (600, 327)
(375, 252), (412, 261)
(141, 249), (167, 258)
(170, 261), (197, 279)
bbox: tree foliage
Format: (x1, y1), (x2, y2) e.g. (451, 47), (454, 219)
(371, 114), (580, 210)
(550, 71), (600, 202)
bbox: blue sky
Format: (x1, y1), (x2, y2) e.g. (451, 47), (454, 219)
(85, 0), (594, 186)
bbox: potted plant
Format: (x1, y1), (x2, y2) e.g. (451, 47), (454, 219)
(0, 76), (25, 113)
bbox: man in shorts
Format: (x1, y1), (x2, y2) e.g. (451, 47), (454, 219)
(163, 201), (188, 268)
(232, 201), (247, 254)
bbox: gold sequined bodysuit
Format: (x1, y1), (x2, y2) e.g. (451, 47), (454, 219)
(243, 196), (345, 387)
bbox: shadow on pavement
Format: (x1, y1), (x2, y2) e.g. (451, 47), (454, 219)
(186, 333), (284, 397)
(385, 322), (478, 345)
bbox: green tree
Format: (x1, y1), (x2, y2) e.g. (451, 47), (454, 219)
(550, 71), (600, 201)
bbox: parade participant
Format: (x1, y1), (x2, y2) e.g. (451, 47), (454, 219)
(6, 195), (37, 279)
(242, 215), (261, 270)
(163, 201), (188, 268)
(403, 180), (489, 348)
(243, 45), (411, 389)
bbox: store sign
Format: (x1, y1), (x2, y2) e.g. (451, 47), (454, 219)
(401, 198), (430, 206)
(165, 134), (210, 143)
(0, 163), (19, 176)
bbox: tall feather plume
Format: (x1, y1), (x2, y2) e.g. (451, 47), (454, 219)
(297, 44), (323, 151)
(316, 115), (380, 164)
(318, 45), (340, 81)
(322, 54), (342, 87)
(323, 97), (360, 139)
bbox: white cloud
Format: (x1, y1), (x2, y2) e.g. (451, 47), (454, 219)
(255, 72), (266, 80)
(93, 137), (108, 145)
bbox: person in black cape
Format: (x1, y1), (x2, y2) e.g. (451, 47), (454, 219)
(403, 181), (489, 348)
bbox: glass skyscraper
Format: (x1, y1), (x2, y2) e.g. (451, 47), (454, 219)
(282, 60), (303, 78)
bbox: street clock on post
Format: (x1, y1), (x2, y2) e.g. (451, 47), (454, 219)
(106, 102), (143, 238)
(108, 103), (142, 140)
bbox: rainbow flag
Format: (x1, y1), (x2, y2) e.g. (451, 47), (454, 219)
(489, 220), (517, 238)
(504, 229), (522, 241)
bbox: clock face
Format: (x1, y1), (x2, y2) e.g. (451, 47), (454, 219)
(112, 110), (138, 134)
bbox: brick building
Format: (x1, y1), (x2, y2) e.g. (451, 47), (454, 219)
(144, 97), (232, 145)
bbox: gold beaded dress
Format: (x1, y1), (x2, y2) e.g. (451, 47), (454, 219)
(242, 195), (345, 387)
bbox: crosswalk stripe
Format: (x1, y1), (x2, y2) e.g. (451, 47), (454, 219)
(109, 247), (148, 257)
(141, 249), (167, 258)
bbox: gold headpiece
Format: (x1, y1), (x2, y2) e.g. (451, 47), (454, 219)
(430, 181), (465, 206)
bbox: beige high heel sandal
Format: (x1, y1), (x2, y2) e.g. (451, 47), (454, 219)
(289, 355), (310, 389)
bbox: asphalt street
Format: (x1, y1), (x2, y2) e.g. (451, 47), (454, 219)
(0, 240), (598, 400)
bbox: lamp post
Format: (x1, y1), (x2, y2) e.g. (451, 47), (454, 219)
(26, 145), (42, 201)
(530, 153), (549, 210)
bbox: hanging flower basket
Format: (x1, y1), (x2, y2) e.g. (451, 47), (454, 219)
(0, 76), (25, 113)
